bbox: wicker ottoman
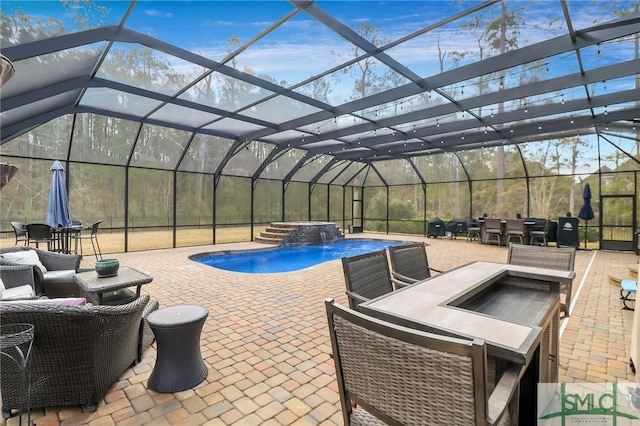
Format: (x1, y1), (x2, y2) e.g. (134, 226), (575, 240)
(147, 304), (209, 393)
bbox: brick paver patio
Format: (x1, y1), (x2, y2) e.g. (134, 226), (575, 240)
(5, 234), (638, 425)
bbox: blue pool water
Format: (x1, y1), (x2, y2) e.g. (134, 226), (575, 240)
(191, 239), (408, 273)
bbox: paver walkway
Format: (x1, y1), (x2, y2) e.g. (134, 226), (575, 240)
(5, 234), (638, 425)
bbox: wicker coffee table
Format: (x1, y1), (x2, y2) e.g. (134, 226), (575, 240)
(74, 267), (152, 305)
(147, 304), (209, 393)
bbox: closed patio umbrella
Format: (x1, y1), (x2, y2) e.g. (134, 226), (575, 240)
(46, 160), (72, 229)
(578, 183), (595, 250)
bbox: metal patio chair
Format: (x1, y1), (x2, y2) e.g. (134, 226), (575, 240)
(529, 218), (550, 246)
(10, 222), (28, 246)
(484, 218), (503, 246)
(74, 220), (103, 260)
(388, 242), (442, 286)
(341, 249), (394, 310)
(507, 243), (576, 317)
(505, 219), (525, 245)
(26, 223), (53, 251)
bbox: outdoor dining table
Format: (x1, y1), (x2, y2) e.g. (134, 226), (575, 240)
(359, 261), (573, 426)
(50, 225), (82, 254)
(478, 219), (537, 245)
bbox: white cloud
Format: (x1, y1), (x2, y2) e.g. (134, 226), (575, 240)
(145, 9), (174, 19)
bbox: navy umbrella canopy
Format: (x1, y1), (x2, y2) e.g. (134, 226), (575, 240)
(46, 160), (72, 228)
(578, 183), (595, 249)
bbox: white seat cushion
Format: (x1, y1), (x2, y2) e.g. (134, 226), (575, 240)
(1, 250), (47, 274)
(43, 270), (76, 280)
(1, 285), (35, 300)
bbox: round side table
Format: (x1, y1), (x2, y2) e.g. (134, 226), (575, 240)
(1, 323), (34, 426)
(147, 304), (209, 393)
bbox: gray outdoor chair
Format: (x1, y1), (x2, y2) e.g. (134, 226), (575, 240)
(10, 222), (28, 246)
(388, 242), (442, 286)
(505, 219), (525, 245)
(529, 218), (550, 246)
(341, 250), (394, 310)
(74, 220), (103, 260)
(325, 299), (521, 425)
(467, 219), (481, 242)
(484, 218), (503, 246)
(26, 223), (53, 250)
(507, 243), (576, 317)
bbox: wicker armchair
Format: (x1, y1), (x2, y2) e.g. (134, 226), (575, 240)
(325, 299), (521, 425)
(341, 250), (394, 310)
(0, 295), (156, 417)
(507, 243), (576, 317)
(388, 242), (443, 286)
(0, 264), (36, 300)
(0, 246), (81, 297)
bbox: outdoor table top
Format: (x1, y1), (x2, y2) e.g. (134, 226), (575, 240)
(74, 266), (152, 294)
(360, 261), (573, 364)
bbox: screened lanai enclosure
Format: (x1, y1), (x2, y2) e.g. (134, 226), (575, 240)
(1, 0), (639, 253)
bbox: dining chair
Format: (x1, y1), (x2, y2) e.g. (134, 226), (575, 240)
(484, 218), (503, 246)
(74, 220), (103, 260)
(341, 249), (394, 310)
(10, 222), (28, 246)
(26, 223), (53, 251)
(505, 219), (525, 245)
(388, 242), (442, 286)
(528, 218), (550, 246)
(466, 219), (481, 242)
(507, 243), (576, 317)
(325, 299), (521, 425)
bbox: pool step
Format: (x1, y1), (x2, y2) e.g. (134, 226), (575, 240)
(256, 224), (299, 245)
(255, 222), (344, 245)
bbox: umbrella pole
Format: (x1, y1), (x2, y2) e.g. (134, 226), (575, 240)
(584, 220), (588, 249)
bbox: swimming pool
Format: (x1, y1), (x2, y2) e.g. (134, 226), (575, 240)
(190, 239), (409, 273)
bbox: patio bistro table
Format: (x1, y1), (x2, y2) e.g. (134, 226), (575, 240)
(147, 304), (209, 393)
(74, 266), (152, 305)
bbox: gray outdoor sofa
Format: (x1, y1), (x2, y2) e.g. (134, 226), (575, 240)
(0, 294), (159, 417)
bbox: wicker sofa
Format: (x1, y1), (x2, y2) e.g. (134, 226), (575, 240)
(0, 294), (159, 417)
(0, 246), (82, 297)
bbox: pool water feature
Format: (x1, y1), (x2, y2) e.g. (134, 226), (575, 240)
(190, 239), (409, 273)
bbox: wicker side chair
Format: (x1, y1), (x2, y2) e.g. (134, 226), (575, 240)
(341, 250), (394, 310)
(325, 299), (521, 425)
(0, 246), (82, 297)
(10, 222), (28, 246)
(0, 295), (152, 417)
(507, 243), (576, 317)
(388, 242), (443, 286)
